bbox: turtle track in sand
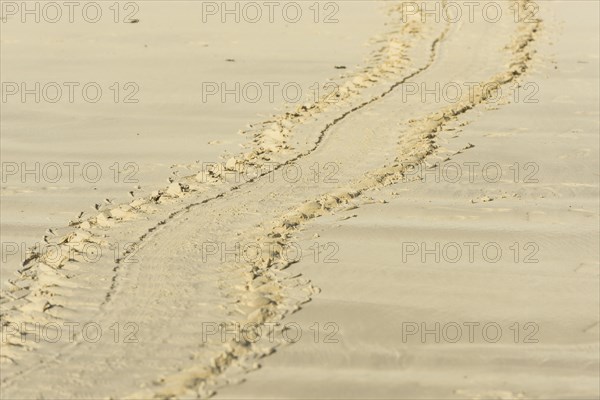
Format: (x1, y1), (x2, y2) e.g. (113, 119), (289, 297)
(0, 1), (540, 398)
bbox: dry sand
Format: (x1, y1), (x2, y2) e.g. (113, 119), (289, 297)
(1, 1), (598, 399)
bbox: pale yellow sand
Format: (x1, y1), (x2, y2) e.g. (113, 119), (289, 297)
(1, 1), (598, 399)
(216, 3), (600, 398)
(1, 1), (389, 287)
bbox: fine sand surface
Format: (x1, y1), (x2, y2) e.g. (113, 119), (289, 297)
(1, 1), (599, 399)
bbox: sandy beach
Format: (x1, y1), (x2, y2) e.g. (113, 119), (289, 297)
(1, 1), (598, 399)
